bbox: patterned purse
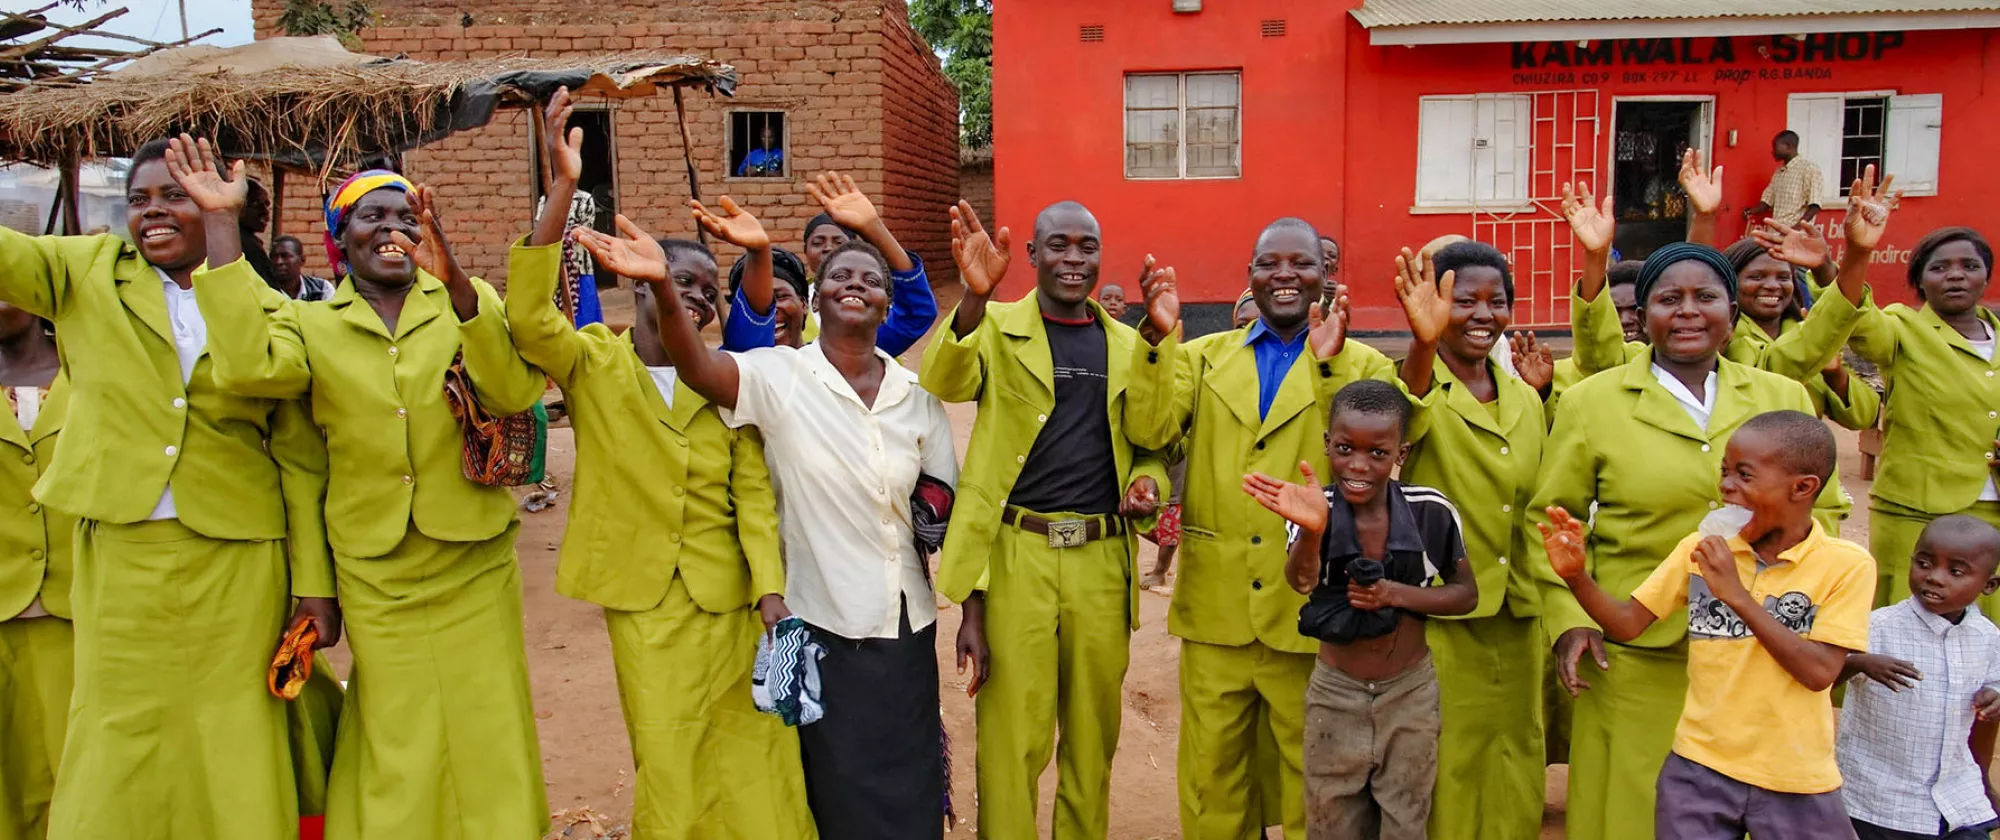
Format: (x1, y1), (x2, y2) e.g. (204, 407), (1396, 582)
(442, 352), (547, 486)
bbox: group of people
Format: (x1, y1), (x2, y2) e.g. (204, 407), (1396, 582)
(0, 88), (1995, 840)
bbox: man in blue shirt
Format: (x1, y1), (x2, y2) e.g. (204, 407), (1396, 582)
(736, 124), (785, 177)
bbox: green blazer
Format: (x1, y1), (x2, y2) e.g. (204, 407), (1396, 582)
(1403, 358), (1545, 621)
(502, 242), (783, 613)
(1572, 280), (1864, 381)
(919, 296), (1176, 621)
(194, 257), (546, 559)
(1135, 326), (1394, 654)
(1730, 313), (1881, 432)
(1528, 350), (1829, 648)
(1849, 301), (2000, 515)
(0, 229), (301, 540)
(0, 377), (73, 620)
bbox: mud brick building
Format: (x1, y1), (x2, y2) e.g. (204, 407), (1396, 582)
(250, 0), (960, 293)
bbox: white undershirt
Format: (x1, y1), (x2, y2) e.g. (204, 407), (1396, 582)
(645, 366), (678, 409)
(148, 268), (207, 521)
(1651, 362), (1718, 431)
(12, 387), (40, 432)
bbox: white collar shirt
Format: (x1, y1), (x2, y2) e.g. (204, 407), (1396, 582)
(147, 268), (207, 521)
(722, 342), (959, 640)
(1651, 362), (1717, 431)
(1839, 599), (2000, 833)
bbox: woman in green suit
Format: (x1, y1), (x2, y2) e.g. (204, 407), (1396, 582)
(502, 92), (813, 840)
(1850, 225), (2000, 609)
(0, 303), (71, 840)
(1392, 240), (1549, 840)
(1527, 242), (1834, 840)
(169, 137), (550, 840)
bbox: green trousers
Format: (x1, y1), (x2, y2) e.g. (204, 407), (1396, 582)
(1428, 613), (1546, 840)
(977, 524), (1131, 840)
(0, 616), (70, 840)
(1870, 499), (2000, 609)
(1177, 639), (1314, 840)
(604, 575), (815, 840)
(51, 519), (297, 840)
(1564, 640), (1687, 840)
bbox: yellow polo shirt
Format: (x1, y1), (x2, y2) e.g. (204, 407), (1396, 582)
(1632, 522), (1875, 793)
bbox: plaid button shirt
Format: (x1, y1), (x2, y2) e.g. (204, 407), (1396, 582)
(1760, 157), (1826, 226)
(1838, 598), (2000, 833)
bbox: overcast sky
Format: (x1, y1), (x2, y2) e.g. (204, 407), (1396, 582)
(70, 0), (255, 51)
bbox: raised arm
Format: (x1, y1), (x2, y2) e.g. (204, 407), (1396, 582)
(1539, 506), (1659, 642)
(503, 91), (591, 388)
(1562, 181), (1616, 304)
(946, 201), (1010, 339)
(808, 172), (936, 354)
(0, 224), (88, 321)
(1122, 260), (1184, 450)
(1679, 149), (1723, 248)
(576, 214), (741, 408)
(1243, 463), (1328, 594)
(1393, 247), (1453, 398)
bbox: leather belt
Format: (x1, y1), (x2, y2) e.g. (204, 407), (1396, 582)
(1001, 509), (1126, 548)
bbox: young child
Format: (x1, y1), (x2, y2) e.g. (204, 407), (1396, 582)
(1243, 379), (1477, 840)
(1839, 514), (2000, 840)
(1541, 409), (1876, 840)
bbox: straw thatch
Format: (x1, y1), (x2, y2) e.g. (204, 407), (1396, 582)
(0, 36), (736, 170)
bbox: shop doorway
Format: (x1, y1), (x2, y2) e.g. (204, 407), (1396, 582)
(1608, 98), (1712, 261)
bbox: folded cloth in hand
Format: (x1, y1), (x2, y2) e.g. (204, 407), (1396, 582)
(911, 473), (955, 558)
(1296, 557), (1400, 644)
(268, 619), (320, 701)
(752, 617), (825, 726)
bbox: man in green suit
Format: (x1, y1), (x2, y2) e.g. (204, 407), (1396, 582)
(923, 200), (1177, 840)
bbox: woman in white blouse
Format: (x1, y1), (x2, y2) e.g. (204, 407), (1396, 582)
(576, 204), (958, 840)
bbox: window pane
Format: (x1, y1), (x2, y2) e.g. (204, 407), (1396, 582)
(1126, 107), (1180, 178)
(1186, 143), (1239, 178)
(1125, 75), (1178, 109)
(1185, 73), (1239, 109)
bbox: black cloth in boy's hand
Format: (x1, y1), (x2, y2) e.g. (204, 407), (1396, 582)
(1297, 557), (1399, 643)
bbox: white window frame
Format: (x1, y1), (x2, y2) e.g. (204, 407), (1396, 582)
(1411, 93), (1533, 213)
(1122, 71), (1243, 181)
(1785, 90), (1941, 203)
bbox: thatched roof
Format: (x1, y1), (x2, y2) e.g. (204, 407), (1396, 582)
(0, 36), (737, 169)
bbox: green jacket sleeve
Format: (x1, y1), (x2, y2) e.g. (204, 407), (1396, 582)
(0, 226), (89, 320)
(1760, 285), (1868, 380)
(192, 256), (313, 399)
(1123, 331), (1183, 451)
(731, 425), (785, 604)
(457, 278), (546, 416)
(1847, 297), (1901, 370)
(500, 241), (587, 390)
(1526, 389), (1602, 641)
(1571, 283), (1633, 376)
(270, 398), (335, 599)
(918, 307), (989, 404)
(1816, 372), (1882, 432)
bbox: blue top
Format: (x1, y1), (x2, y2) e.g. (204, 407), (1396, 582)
(1244, 317), (1309, 419)
(737, 148), (784, 177)
(721, 250), (938, 357)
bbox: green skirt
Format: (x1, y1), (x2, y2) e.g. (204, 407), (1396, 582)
(286, 655), (342, 818)
(604, 575), (815, 840)
(0, 616), (71, 840)
(1870, 500), (2000, 610)
(1428, 613), (1547, 840)
(1564, 640), (1687, 840)
(50, 519), (297, 840)
(325, 524), (547, 840)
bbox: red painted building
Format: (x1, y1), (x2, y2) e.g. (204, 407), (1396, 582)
(991, 0), (2000, 331)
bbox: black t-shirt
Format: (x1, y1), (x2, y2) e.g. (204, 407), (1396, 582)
(1007, 316), (1121, 516)
(1288, 481), (1466, 644)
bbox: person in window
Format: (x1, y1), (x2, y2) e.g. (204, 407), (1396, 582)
(1744, 130), (1824, 227)
(269, 235), (336, 302)
(736, 124), (785, 178)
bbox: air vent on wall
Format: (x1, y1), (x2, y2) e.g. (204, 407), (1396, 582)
(1080, 24), (1104, 42)
(1261, 19), (1288, 37)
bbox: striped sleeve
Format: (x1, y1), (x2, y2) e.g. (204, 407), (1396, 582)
(1400, 484), (1467, 584)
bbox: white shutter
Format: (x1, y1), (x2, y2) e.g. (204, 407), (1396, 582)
(1416, 97), (1475, 206)
(1886, 93), (1942, 196)
(1473, 94), (1531, 205)
(1785, 94), (1844, 200)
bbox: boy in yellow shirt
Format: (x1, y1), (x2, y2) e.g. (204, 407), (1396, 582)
(1542, 409), (1875, 840)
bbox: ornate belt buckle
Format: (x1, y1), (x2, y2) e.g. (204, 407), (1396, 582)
(1046, 519), (1089, 549)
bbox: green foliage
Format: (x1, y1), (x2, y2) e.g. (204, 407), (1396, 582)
(909, 0), (992, 149)
(277, 0), (373, 50)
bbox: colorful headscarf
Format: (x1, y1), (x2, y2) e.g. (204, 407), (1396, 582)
(323, 169), (414, 275)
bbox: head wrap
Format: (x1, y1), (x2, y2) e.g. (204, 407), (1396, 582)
(323, 169), (415, 274)
(803, 213), (856, 246)
(731, 247), (810, 301)
(1634, 242), (1738, 309)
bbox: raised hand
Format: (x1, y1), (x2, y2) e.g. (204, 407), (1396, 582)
(163, 134), (247, 215)
(1848, 653), (1921, 691)
(1751, 219), (1832, 269)
(806, 172), (881, 232)
(389, 184), (462, 284)
(1538, 506), (1589, 580)
(1307, 289), (1351, 360)
(1678, 148), (1724, 215)
(1512, 332), (1555, 392)
(1393, 247), (1454, 345)
(1140, 259), (1180, 339)
(574, 214), (670, 285)
(950, 200), (1011, 297)
(541, 87), (585, 188)
(1121, 475), (1161, 519)
(689, 196), (771, 251)
(1560, 181), (1616, 255)
(1844, 164), (1902, 250)
(1242, 462), (1329, 534)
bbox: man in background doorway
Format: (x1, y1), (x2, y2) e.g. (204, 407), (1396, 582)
(1744, 130), (1824, 227)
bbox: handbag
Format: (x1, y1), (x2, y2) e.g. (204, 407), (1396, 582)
(442, 352), (547, 486)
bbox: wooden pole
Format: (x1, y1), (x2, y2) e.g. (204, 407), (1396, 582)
(270, 167), (286, 239)
(671, 86), (704, 244)
(57, 159), (80, 235)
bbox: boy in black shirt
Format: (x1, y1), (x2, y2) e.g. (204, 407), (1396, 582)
(1244, 379), (1477, 840)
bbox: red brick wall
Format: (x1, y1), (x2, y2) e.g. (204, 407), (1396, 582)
(255, 0), (958, 294)
(959, 152), (994, 227)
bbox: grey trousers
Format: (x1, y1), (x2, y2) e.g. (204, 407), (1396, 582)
(1655, 752), (1857, 840)
(1302, 655), (1440, 840)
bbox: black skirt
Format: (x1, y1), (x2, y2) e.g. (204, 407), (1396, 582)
(798, 607), (944, 840)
